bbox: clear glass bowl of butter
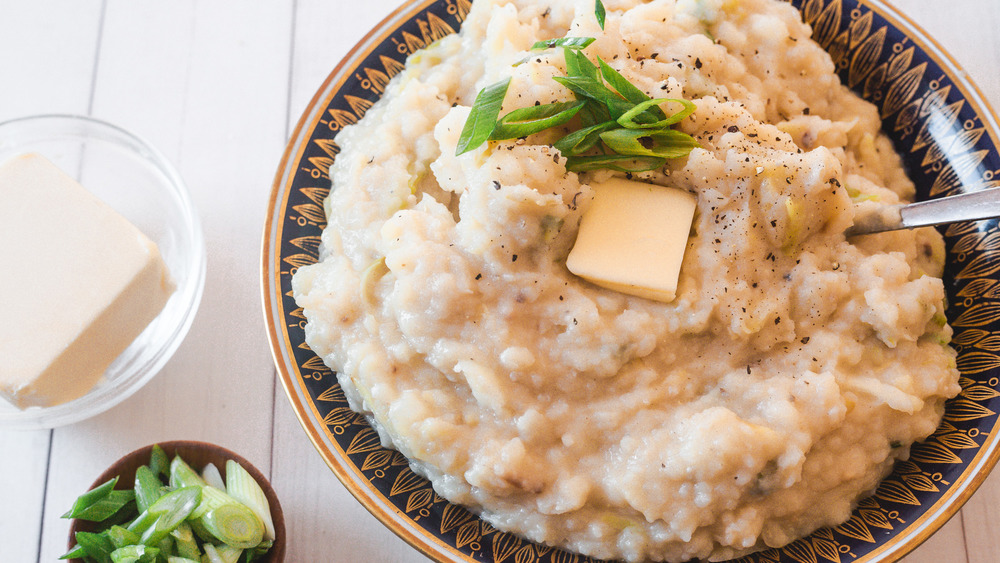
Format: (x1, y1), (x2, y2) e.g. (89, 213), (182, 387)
(0, 114), (206, 429)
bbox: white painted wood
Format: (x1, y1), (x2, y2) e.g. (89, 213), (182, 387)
(21, 1), (293, 560)
(0, 2), (102, 561)
(1, 1), (998, 562)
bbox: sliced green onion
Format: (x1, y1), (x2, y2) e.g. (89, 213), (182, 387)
(62, 477), (117, 518)
(489, 101), (585, 140)
(201, 463), (226, 491)
(553, 121), (617, 156)
(598, 59), (664, 120)
(552, 75), (632, 119)
(170, 522), (202, 560)
(167, 557), (201, 563)
(126, 509), (158, 537)
(225, 460), (276, 542)
(108, 525), (141, 549)
(243, 540), (274, 563)
(456, 78), (511, 155)
(169, 456), (207, 490)
(203, 544), (226, 563)
(202, 504), (264, 549)
(60, 544), (87, 561)
(140, 486), (202, 547)
(134, 466), (164, 514)
(565, 154), (666, 172)
(156, 536), (175, 558)
(149, 445), (169, 479)
(617, 98), (696, 129)
(563, 47), (601, 82)
(600, 128), (700, 158)
(110, 544), (159, 563)
(531, 37), (595, 50)
(595, 0), (606, 29)
(64, 489), (135, 522)
(72, 531), (115, 563)
(214, 543), (244, 563)
(190, 485), (242, 521)
(577, 98), (611, 127)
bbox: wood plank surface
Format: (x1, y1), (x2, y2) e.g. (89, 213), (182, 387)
(0, 3), (103, 561)
(1, 1), (998, 563)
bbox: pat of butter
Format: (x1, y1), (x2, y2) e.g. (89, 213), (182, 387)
(0, 153), (174, 409)
(566, 177), (695, 302)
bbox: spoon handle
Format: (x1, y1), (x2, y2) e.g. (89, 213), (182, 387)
(847, 186), (1000, 236)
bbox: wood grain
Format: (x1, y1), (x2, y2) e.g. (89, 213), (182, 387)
(1, 1), (998, 563)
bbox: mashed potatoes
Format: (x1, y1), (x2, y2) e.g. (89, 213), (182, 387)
(292, 0), (961, 560)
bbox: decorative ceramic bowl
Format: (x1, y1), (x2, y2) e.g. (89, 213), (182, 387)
(0, 115), (206, 430)
(263, 0), (1000, 561)
(66, 441), (285, 563)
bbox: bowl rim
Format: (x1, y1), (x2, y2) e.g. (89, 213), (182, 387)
(65, 440), (285, 563)
(261, 0), (1000, 561)
(0, 113), (207, 430)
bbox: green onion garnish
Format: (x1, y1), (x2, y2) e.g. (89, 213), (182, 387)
(530, 36), (596, 51)
(618, 98), (695, 129)
(455, 78), (511, 155)
(565, 154), (667, 172)
(489, 100), (585, 140)
(456, 44), (698, 173)
(599, 128), (701, 159)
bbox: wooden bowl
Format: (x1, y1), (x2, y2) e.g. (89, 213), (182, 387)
(67, 441), (285, 562)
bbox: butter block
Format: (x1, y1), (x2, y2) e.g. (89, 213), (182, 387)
(0, 153), (175, 409)
(566, 177), (696, 302)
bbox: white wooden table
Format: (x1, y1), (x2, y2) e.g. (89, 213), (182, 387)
(1, 1), (998, 562)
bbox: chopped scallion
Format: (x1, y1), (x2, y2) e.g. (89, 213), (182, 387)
(72, 531), (116, 563)
(225, 459), (276, 542)
(455, 78), (511, 155)
(149, 445), (169, 479)
(565, 154), (666, 172)
(202, 504), (264, 550)
(530, 37), (595, 51)
(110, 544), (159, 563)
(201, 463), (226, 491)
(488, 100), (585, 140)
(134, 465), (164, 514)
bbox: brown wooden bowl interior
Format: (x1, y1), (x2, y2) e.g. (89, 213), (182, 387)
(67, 440), (285, 563)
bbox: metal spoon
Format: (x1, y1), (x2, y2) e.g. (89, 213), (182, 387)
(846, 186), (1000, 236)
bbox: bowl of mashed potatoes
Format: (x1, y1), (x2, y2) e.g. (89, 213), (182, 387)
(263, 0), (1000, 561)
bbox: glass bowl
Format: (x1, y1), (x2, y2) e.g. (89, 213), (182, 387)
(0, 114), (206, 429)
